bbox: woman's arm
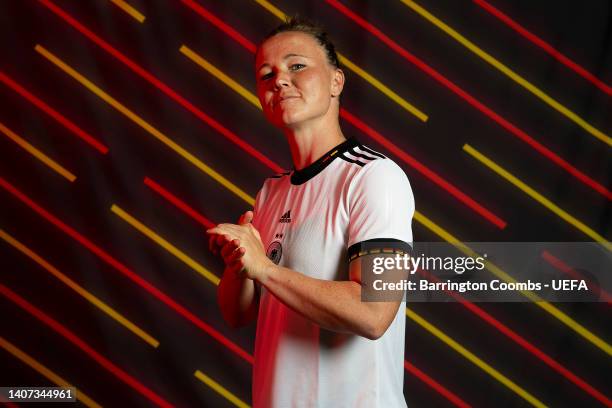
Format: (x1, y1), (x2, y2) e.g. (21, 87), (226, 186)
(260, 257), (402, 340)
(213, 212), (259, 328)
(208, 222), (403, 339)
(217, 262), (258, 328)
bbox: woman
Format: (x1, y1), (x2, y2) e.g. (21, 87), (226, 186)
(207, 16), (414, 408)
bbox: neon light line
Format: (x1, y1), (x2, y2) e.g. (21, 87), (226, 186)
(37, 0), (282, 174)
(403, 361), (471, 408)
(35, 44), (254, 205)
(473, 0), (612, 96)
(0, 285), (174, 408)
(194, 370), (250, 408)
(1, 336), (101, 408)
(110, 0), (145, 23)
(0, 229), (159, 347)
(0, 121), (76, 182)
(325, 0), (612, 200)
(110, 204), (220, 285)
(463, 144), (611, 251)
(180, 46), (261, 108)
(0, 176), (253, 364)
(541, 250), (612, 306)
(0, 71), (108, 154)
(400, 0), (611, 146)
(144, 177), (215, 229)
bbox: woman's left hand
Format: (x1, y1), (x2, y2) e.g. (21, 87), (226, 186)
(207, 223), (273, 282)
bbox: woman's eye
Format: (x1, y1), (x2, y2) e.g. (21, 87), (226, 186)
(290, 63), (305, 71)
(260, 72), (274, 80)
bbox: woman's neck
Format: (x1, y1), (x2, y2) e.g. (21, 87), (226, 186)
(284, 119), (346, 171)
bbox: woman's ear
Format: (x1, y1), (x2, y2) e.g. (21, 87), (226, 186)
(331, 68), (345, 98)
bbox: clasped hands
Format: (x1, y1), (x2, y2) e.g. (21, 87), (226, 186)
(206, 211), (273, 282)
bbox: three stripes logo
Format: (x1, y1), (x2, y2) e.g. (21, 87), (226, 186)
(279, 210), (291, 223)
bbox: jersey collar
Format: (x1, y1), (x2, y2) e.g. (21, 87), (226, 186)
(290, 137), (358, 185)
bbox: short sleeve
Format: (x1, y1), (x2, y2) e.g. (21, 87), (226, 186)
(347, 158), (415, 261)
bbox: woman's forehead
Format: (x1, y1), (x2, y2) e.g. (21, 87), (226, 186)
(256, 31), (325, 67)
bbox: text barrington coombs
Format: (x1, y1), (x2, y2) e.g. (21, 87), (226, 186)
(372, 253), (486, 275)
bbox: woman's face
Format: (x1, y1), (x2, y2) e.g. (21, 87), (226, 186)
(255, 31), (343, 129)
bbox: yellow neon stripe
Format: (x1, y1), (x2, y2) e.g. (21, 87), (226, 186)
(400, 0), (611, 147)
(405, 309), (547, 408)
(194, 370), (250, 408)
(463, 144), (612, 251)
(0, 336), (102, 408)
(415, 211), (612, 357)
(111, 205), (220, 286)
(180, 45), (262, 108)
(336, 55), (428, 122)
(251, 0), (428, 122)
(0, 121), (76, 182)
(0, 229), (159, 348)
(35, 44), (254, 206)
(110, 0), (145, 23)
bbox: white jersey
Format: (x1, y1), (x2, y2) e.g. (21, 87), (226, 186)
(251, 137), (415, 408)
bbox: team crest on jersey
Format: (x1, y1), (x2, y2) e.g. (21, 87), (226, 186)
(279, 210), (291, 223)
(266, 241), (283, 264)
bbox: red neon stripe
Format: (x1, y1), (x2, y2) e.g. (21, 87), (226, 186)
(404, 361), (472, 408)
(0, 71), (108, 154)
(0, 176), (253, 365)
(181, 0), (257, 53)
(0, 284), (174, 408)
(37, 0), (282, 174)
(541, 250), (612, 305)
(340, 109), (507, 229)
(326, 0), (612, 201)
(415, 268), (612, 407)
(144, 177), (215, 229)
(473, 0), (612, 96)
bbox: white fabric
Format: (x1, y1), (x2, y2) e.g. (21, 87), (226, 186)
(251, 142), (414, 408)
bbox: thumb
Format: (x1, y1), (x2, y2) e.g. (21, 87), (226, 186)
(238, 210), (254, 225)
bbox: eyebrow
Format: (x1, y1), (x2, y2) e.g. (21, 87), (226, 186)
(257, 53), (308, 71)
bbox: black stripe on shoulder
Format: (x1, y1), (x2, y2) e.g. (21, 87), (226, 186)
(339, 153), (366, 167)
(358, 144), (386, 159)
(349, 146), (379, 162)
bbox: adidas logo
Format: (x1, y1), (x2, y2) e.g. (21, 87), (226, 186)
(279, 210), (291, 223)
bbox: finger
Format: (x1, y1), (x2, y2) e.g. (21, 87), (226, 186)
(238, 211), (254, 225)
(220, 239), (240, 259)
(215, 234), (232, 248)
(208, 234), (217, 254)
(228, 246), (246, 264)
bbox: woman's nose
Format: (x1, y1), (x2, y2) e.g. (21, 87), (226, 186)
(274, 72), (290, 88)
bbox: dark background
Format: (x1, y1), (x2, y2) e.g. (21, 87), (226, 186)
(1, 0), (610, 407)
